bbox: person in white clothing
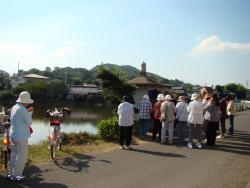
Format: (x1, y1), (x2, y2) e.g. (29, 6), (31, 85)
(117, 96), (134, 149)
(9, 91), (34, 181)
(175, 96), (189, 142)
(187, 93), (204, 149)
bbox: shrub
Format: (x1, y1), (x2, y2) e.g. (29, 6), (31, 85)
(61, 132), (97, 145)
(97, 116), (119, 141)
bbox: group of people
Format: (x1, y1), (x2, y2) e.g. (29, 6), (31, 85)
(117, 92), (235, 149)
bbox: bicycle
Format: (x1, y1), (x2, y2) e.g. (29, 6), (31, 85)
(0, 110), (11, 170)
(46, 107), (71, 160)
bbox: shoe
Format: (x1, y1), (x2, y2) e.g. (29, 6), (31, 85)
(168, 140), (173, 145)
(5, 174), (11, 180)
(120, 145), (125, 149)
(125, 145), (133, 150)
(187, 142), (193, 149)
(196, 143), (202, 148)
(10, 175), (25, 182)
(216, 135), (222, 139)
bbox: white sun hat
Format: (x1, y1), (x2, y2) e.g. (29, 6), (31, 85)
(143, 95), (149, 100)
(191, 93), (199, 100)
(165, 94), (173, 100)
(157, 94), (165, 101)
(16, 91), (34, 104)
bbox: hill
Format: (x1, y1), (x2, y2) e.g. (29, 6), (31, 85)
(90, 63), (184, 86)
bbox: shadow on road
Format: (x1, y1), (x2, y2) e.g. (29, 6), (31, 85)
(212, 130), (250, 156)
(54, 150), (111, 173)
(0, 160), (68, 188)
(129, 148), (186, 158)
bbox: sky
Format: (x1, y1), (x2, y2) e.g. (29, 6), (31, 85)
(0, 0), (250, 87)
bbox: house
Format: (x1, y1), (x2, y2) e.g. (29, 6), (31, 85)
(67, 84), (100, 99)
(127, 62), (173, 105)
(10, 73), (49, 87)
(171, 86), (187, 96)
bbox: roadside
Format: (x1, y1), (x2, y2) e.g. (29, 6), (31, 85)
(0, 110), (249, 188)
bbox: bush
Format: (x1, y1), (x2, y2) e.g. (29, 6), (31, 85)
(60, 132), (97, 145)
(97, 116), (119, 141)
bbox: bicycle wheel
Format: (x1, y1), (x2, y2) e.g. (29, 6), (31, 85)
(50, 144), (56, 160)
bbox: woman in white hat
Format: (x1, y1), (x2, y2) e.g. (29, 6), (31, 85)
(186, 93), (204, 149)
(160, 94), (176, 144)
(151, 93), (165, 141)
(8, 91), (34, 181)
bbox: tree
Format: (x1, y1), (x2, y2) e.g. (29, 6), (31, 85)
(215, 85), (224, 93)
(224, 83), (247, 99)
(96, 67), (136, 104)
(0, 70), (10, 90)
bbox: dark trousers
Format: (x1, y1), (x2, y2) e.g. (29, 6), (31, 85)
(152, 119), (162, 141)
(220, 116), (226, 135)
(228, 115), (234, 135)
(206, 121), (218, 146)
(120, 125), (133, 146)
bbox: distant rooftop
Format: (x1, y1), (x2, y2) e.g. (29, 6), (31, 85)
(23, 74), (49, 80)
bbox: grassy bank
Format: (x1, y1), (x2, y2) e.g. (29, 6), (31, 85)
(28, 139), (117, 165)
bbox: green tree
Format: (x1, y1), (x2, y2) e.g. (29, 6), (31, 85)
(46, 79), (69, 100)
(0, 70), (11, 90)
(215, 85), (225, 93)
(96, 67), (135, 104)
(224, 83), (247, 99)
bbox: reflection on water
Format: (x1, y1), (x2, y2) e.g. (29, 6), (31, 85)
(1, 101), (115, 145)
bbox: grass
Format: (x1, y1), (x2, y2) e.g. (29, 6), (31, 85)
(27, 139), (117, 165)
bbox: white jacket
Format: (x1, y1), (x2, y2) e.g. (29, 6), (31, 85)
(176, 101), (188, 122)
(117, 102), (134, 127)
(187, 100), (204, 125)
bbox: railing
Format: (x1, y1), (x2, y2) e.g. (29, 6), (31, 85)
(235, 101), (250, 112)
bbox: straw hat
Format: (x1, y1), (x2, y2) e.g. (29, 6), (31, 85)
(165, 94), (172, 100)
(157, 94), (165, 101)
(16, 91), (34, 104)
(191, 93), (199, 100)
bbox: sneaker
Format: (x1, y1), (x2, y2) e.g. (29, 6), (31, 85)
(125, 145), (133, 150)
(187, 142), (193, 149)
(196, 143), (202, 148)
(10, 175), (25, 182)
(120, 145), (125, 149)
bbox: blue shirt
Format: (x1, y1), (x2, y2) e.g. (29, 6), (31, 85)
(10, 103), (32, 141)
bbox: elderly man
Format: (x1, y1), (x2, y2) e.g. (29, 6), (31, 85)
(8, 91), (34, 181)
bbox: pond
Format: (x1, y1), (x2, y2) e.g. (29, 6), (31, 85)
(1, 101), (115, 145)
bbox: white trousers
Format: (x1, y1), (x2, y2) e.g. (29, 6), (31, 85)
(9, 138), (28, 177)
(161, 121), (174, 143)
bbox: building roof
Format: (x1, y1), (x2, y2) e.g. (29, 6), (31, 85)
(23, 74), (49, 80)
(68, 85), (100, 95)
(128, 76), (160, 85)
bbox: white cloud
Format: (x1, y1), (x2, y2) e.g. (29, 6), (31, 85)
(191, 35), (250, 54)
(0, 43), (39, 54)
(54, 40), (85, 57)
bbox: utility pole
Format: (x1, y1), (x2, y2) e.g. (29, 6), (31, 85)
(17, 62), (20, 76)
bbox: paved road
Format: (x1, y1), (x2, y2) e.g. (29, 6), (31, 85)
(1, 110), (250, 188)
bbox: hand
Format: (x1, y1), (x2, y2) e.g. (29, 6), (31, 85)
(27, 107), (34, 112)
